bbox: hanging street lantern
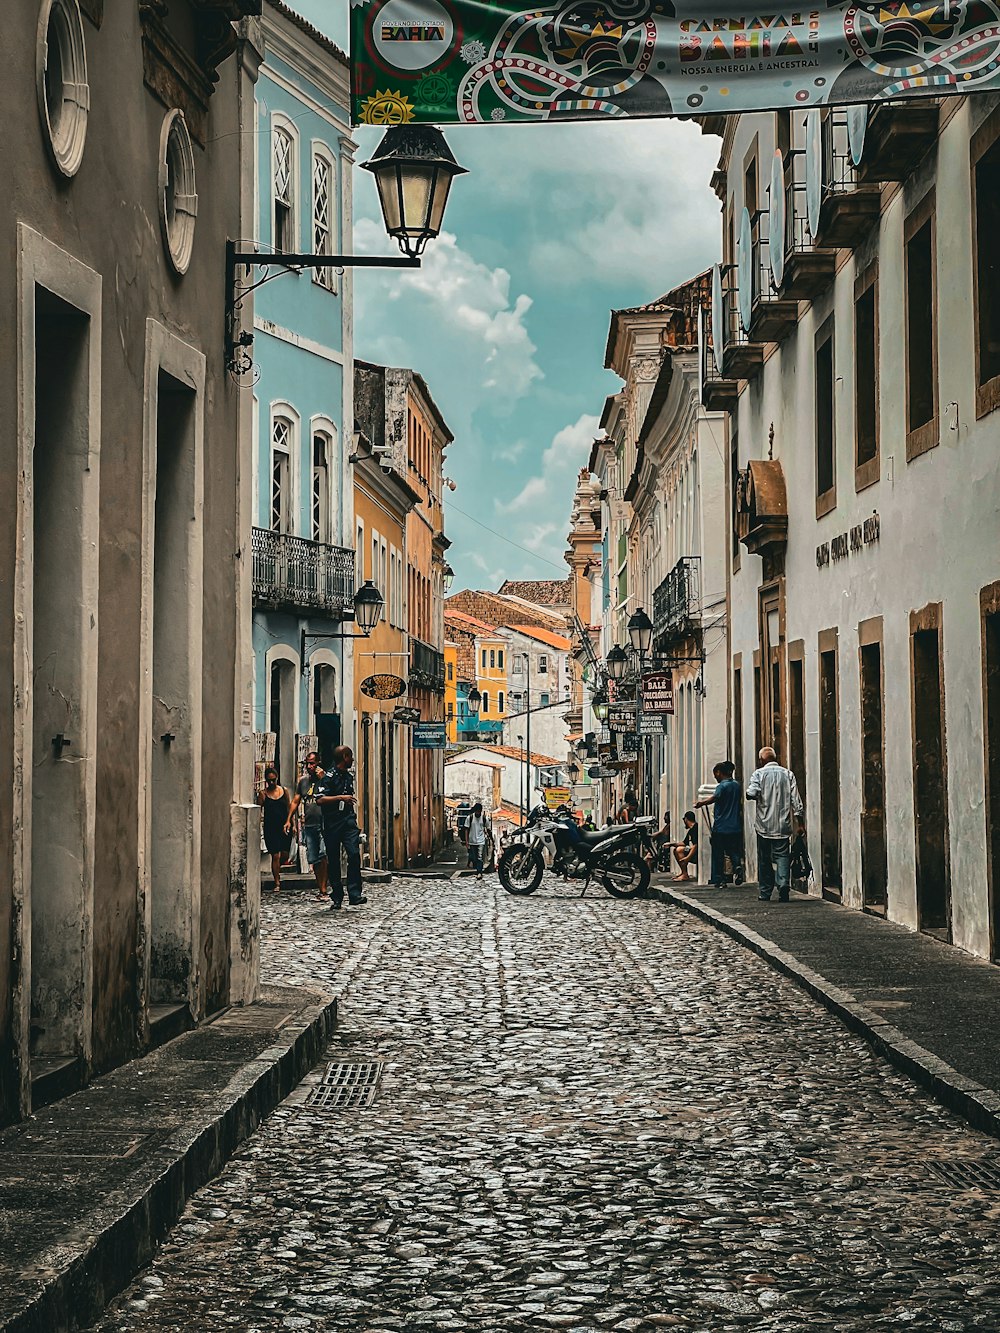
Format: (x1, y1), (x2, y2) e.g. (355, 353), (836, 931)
(467, 685), (482, 716)
(353, 579), (385, 634)
(606, 644), (629, 681)
(360, 126), (468, 260)
(627, 607), (654, 657)
(592, 687), (609, 723)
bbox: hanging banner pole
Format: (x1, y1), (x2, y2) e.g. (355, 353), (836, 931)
(352, 1), (1000, 128)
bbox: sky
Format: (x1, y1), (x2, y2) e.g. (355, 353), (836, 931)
(295, 0), (723, 593)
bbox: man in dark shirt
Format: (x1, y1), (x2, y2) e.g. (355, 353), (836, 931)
(316, 745), (366, 909)
(696, 761), (745, 887)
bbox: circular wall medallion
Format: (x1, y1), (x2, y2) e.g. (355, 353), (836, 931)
(711, 263), (726, 377)
(737, 205), (753, 334)
(805, 108), (824, 238)
(769, 149), (786, 291)
(36, 0), (89, 178)
(847, 103), (868, 168)
(159, 110), (198, 275)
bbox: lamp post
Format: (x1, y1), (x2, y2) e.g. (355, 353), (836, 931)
(226, 126), (466, 377)
(517, 733), (524, 820)
(300, 579), (386, 668)
(627, 606), (654, 657)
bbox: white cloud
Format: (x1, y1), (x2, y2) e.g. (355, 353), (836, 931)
(354, 219), (542, 400)
(497, 409), (598, 546)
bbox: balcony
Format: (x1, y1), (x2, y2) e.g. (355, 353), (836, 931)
(252, 527), (355, 616)
(772, 157), (837, 301)
(808, 112), (881, 250)
(856, 101), (939, 186)
(720, 282), (765, 382)
(653, 556), (701, 650)
(410, 636), (446, 694)
(742, 213), (798, 344)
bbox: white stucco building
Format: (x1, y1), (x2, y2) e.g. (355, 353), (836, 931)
(704, 97), (1000, 956)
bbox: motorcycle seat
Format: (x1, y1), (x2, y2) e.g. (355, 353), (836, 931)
(581, 827), (623, 844)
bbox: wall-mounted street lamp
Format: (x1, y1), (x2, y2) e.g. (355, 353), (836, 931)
(300, 579), (385, 670)
(360, 126), (468, 260)
(592, 687), (609, 723)
(466, 686), (482, 716)
(226, 126), (466, 378)
(575, 737), (589, 759)
(627, 606), (654, 657)
(606, 644), (629, 682)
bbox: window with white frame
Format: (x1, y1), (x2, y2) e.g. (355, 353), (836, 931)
(356, 519), (364, 586)
(372, 531), (381, 594)
(273, 126), (296, 253)
(538, 654), (548, 674)
(380, 539), (388, 607)
(311, 433), (331, 543)
(312, 149), (336, 291)
(271, 416), (293, 533)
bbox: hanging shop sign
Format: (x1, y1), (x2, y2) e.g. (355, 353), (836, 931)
(638, 713), (667, 736)
(360, 673), (408, 700)
(816, 511), (880, 568)
(588, 765), (616, 780)
(607, 705), (637, 734)
(412, 722), (448, 748)
(393, 705), (421, 723)
(618, 732), (640, 755)
(351, 2), (1000, 128)
(641, 671), (675, 715)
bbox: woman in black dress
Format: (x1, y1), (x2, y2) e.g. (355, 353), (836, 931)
(259, 766), (292, 893)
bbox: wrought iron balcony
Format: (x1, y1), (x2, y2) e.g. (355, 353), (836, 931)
(410, 636), (446, 694)
(653, 556), (701, 648)
(252, 527), (355, 617)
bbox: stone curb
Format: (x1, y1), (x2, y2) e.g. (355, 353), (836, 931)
(650, 884), (1000, 1143)
(2, 993), (338, 1333)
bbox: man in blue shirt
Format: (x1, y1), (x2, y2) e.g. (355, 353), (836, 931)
(317, 745), (366, 909)
(695, 761), (745, 887)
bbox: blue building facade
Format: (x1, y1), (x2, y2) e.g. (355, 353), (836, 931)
(251, 2), (355, 788)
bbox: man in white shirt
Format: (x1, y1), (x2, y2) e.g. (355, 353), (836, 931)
(746, 747), (804, 902)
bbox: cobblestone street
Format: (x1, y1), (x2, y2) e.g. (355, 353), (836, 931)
(97, 880), (1000, 1331)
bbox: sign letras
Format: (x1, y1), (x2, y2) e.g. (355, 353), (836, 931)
(817, 511), (880, 569)
(360, 674), (408, 700)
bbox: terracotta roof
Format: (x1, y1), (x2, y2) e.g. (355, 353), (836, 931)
(446, 590), (566, 634)
(493, 803), (526, 827)
(497, 578), (572, 607)
(445, 608), (505, 637)
(264, 0), (349, 64)
(465, 743), (560, 767)
(445, 756), (504, 769)
(508, 624), (572, 652)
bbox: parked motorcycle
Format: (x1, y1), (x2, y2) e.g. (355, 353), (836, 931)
(497, 805), (653, 899)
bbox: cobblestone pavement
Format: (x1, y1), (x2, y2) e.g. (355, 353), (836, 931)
(97, 879), (1000, 1331)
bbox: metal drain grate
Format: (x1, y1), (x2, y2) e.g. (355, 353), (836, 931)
(305, 1061), (383, 1110)
(925, 1159), (1000, 1191)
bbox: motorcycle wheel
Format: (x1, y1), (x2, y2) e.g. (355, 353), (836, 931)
(600, 852), (650, 900)
(497, 844), (544, 895)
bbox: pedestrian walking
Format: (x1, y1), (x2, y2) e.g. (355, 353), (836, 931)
(467, 802), (487, 878)
(696, 761), (745, 887)
(745, 747), (804, 902)
(671, 811), (698, 881)
(620, 786), (639, 824)
(316, 745), (366, 909)
(258, 766), (292, 894)
(285, 751), (329, 902)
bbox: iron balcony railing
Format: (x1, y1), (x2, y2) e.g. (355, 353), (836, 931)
(653, 555), (701, 646)
(252, 527), (355, 616)
(409, 635), (446, 694)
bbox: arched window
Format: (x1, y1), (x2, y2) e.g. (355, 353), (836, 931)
(271, 415), (294, 533)
(312, 147), (337, 291)
(273, 123), (296, 253)
(311, 431), (331, 543)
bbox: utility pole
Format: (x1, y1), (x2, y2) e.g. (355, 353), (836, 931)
(525, 652), (532, 815)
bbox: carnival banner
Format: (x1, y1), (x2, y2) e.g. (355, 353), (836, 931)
(351, 2), (1000, 127)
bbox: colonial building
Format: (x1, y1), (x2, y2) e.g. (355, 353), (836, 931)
(703, 98), (1000, 956)
(251, 2), (355, 789)
(355, 360), (452, 865)
(503, 625), (574, 765)
(0, 0), (260, 1125)
(352, 432), (419, 870)
(607, 273), (730, 833)
(444, 607), (509, 743)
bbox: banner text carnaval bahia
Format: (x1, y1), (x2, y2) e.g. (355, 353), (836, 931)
(351, 2), (1000, 126)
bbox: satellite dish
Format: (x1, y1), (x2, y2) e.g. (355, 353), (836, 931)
(711, 263), (726, 376)
(847, 103), (868, 167)
(805, 108), (824, 238)
(769, 149), (786, 291)
(737, 205), (753, 333)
